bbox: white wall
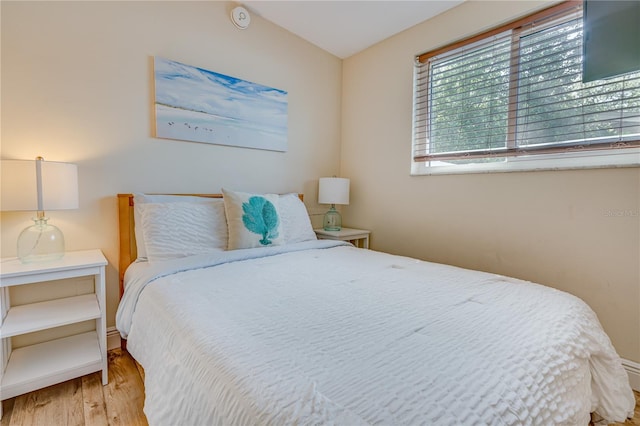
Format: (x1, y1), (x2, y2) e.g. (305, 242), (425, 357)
(341, 0), (640, 363)
(1, 1), (342, 327)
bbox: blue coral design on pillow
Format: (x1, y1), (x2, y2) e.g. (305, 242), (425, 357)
(242, 196), (280, 245)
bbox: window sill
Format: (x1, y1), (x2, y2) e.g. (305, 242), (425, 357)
(411, 149), (640, 176)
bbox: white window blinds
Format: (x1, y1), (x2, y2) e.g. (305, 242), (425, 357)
(413, 1), (640, 164)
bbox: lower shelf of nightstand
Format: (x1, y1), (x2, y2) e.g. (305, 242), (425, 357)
(1, 331), (104, 400)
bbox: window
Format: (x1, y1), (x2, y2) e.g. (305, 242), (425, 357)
(412, 1), (640, 175)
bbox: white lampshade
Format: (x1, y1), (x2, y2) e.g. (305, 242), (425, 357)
(318, 177), (350, 205)
(1, 157), (79, 263)
(1, 158), (79, 212)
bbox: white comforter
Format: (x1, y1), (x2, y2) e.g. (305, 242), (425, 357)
(116, 241), (635, 425)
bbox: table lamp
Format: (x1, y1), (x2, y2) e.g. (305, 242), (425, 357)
(318, 177), (350, 231)
(1, 157), (79, 263)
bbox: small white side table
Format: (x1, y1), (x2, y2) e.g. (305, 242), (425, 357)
(314, 227), (371, 249)
(0, 249), (108, 413)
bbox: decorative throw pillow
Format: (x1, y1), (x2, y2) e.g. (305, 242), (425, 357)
(279, 193), (316, 244)
(222, 189), (285, 250)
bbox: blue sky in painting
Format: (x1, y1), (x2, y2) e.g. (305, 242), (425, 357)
(154, 57), (287, 136)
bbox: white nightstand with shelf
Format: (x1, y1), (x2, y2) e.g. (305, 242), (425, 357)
(0, 249), (108, 412)
(314, 227), (371, 249)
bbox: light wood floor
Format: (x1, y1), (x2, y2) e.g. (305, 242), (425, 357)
(1, 349), (639, 425)
(1, 349), (147, 426)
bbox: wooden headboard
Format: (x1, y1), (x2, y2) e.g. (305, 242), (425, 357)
(117, 193), (303, 297)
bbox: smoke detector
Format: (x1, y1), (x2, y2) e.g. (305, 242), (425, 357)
(231, 6), (251, 30)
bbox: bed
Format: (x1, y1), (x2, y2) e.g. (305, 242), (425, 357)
(115, 191), (635, 425)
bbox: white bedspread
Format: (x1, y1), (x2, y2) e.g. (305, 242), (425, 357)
(117, 242), (635, 425)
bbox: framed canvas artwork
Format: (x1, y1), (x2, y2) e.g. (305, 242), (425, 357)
(153, 57), (288, 152)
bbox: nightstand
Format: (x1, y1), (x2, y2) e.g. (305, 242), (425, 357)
(0, 249), (108, 408)
(314, 227), (371, 249)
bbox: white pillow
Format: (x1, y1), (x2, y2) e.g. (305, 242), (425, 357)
(137, 200), (228, 262)
(279, 193), (316, 244)
(133, 193), (219, 260)
(222, 189), (285, 250)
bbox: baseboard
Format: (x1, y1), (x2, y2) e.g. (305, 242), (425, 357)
(622, 358), (640, 391)
(107, 326), (121, 351)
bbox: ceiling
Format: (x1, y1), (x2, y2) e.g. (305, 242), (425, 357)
(242, 1), (465, 59)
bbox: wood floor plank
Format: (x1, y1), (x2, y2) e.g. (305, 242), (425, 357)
(9, 378), (84, 426)
(81, 372), (108, 426)
(1, 398), (15, 426)
(103, 349), (147, 426)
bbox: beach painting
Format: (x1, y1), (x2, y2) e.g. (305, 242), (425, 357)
(153, 57), (288, 151)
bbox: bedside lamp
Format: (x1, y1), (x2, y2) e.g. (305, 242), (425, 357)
(318, 177), (350, 231)
(1, 157), (79, 263)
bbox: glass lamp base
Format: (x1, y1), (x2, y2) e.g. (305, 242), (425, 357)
(323, 206), (342, 231)
(17, 217), (66, 264)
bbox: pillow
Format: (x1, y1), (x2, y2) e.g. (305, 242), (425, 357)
(222, 189), (285, 250)
(279, 193), (316, 244)
(133, 193), (219, 260)
(137, 200), (228, 262)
